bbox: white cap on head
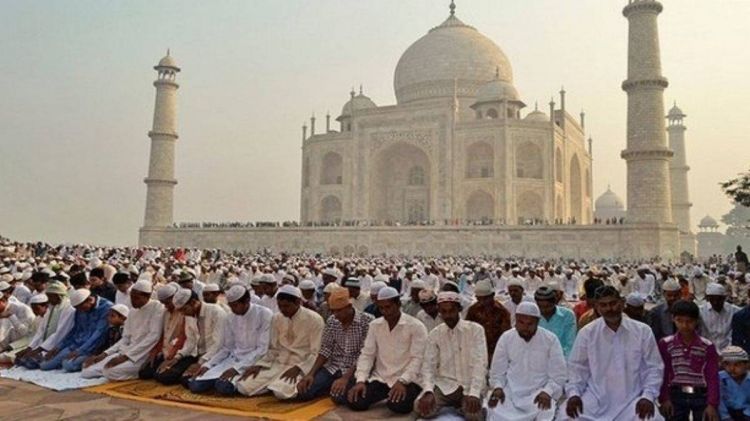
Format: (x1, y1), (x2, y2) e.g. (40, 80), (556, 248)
(111, 303), (129, 318)
(515, 302), (541, 318)
(299, 280), (316, 290)
(203, 283), (220, 293)
(625, 292), (645, 307)
(0, 281), (11, 292)
(30, 294), (49, 305)
(693, 268), (704, 278)
(474, 280), (494, 297)
(507, 278), (524, 289)
(156, 283), (178, 301)
(410, 279), (425, 289)
(370, 281), (387, 295)
(323, 283), (341, 294)
(437, 291), (460, 304)
(705, 282), (727, 296)
(344, 278), (361, 288)
(377, 286), (400, 301)
(226, 285), (248, 303)
(278, 284), (302, 299)
(259, 274), (276, 284)
(70, 289), (92, 307)
(132, 279), (153, 294)
(322, 268), (339, 278)
(173, 288), (193, 309)
(662, 279), (681, 292)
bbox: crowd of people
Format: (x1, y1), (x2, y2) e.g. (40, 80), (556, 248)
(0, 236), (749, 420)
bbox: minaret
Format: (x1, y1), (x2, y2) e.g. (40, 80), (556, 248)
(621, 0), (673, 224)
(667, 102), (692, 233)
(143, 51), (180, 228)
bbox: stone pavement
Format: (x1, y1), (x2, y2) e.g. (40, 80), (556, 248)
(0, 378), (411, 420)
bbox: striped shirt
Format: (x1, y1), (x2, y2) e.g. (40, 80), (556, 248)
(658, 333), (720, 406)
(319, 311), (373, 375)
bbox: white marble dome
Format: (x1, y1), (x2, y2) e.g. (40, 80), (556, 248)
(337, 92), (377, 120)
(394, 13), (513, 104)
(699, 215), (719, 228)
(474, 76), (521, 105)
(595, 187), (625, 210)
(524, 109), (548, 122)
(156, 54), (179, 69)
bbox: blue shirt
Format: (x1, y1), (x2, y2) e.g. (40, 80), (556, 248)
(732, 307), (750, 355)
(538, 305), (577, 358)
(58, 297), (113, 355)
(719, 370), (750, 419)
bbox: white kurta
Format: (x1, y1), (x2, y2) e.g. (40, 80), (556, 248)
(0, 301), (35, 348)
(30, 301), (74, 351)
(81, 300), (165, 381)
(563, 317), (664, 421)
(181, 302), (226, 363)
(488, 327), (566, 421)
(115, 288), (132, 309)
(198, 304), (272, 381)
(699, 302), (740, 350)
(236, 306), (324, 399)
(416, 310), (444, 332)
(421, 320), (487, 398)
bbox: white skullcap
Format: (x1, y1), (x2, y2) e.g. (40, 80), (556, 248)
(278, 284), (302, 299)
(662, 279), (681, 292)
(132, 279), (153, 294)
(259, 274), (276, 284)
(410, 279), (425, 289)
(203, 283), (220, 293)
(322, 268), (339, 278)
(515, 302), (541, 318)
(226, 285), (248, 303)
(377, 286), (400, 300)
(693, 268), (704, 278)
(156, 283), (178, 301)
(323, 282), (341, 294)
(705, 282), (727, 296)
(625, 292), (645, 307)
(474, 280), (494, 297)
(546, 281), (562, 292)
(111, 303), (129, 318)
(507, 278), (524, 288)
(172, 288), (193, 309)
(0, 281), (11, 292)
(299, 280), (316, 290)
(437, 291), (460, 304)
(370, 281), (387, 294)
(344, 278), (361, 288)
(70, 289), (92, 307)
(30, 294), (49, 305)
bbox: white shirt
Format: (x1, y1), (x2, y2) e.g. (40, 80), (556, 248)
(567, 317), (664, 419)
(421, 320), (487, 398)
(416, 310), (444, 332)
(634, 273), (655, 297)
(423, 274), (440, 292)
(12, 284), (32, 305)
(256, 306), (324, 374)
(0, 300), (34, 341)
(115, 288), (132, 309)
(205, 304), (272, 370)
(182, 302), (227, 363)
(489, 327), (567, 402)
(30, 300), (74, 351)
(105, 300), (165, 363)
(355, 312), (428, 387)
(699, 302), (740, 350)
(259, 294), (279, 314)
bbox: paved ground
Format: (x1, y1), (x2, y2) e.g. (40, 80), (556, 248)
(0, 378), (411, 421)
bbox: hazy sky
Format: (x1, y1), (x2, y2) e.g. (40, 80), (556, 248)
(1, 0), (748, 246)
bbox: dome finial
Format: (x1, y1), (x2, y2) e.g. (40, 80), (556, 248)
(166, 48), (170, 56)
(535, 101), (538, 111)
(350, 87), (355, 99)
(359, 84), (363, 95)
(449, 0), (456, 16)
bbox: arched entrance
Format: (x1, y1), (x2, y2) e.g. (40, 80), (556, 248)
(466, 190), (494, 222)
(371, 143), (431, 223)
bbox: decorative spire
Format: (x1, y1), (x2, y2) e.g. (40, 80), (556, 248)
(166, 48), (170, 56)
(449, 0), (456, 16)
(350, 87), (355, 99)
(359, 84), (363, 95)
(534, 101), (539, 111)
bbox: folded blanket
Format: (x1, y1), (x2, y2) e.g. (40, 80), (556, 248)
(0, 366), (107, 391)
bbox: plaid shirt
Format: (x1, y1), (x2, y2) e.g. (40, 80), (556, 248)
(320, 311), (374, 375)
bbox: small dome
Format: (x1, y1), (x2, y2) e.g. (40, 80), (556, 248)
(667, 102), (685, 119)
(524, 104), (548, 122)
(155, 52), (179, 70)
(595, 187), (625, 210)
(699, 215), (719, 228)
(473, 74), (522, 106)
(337, 91), (377, 121)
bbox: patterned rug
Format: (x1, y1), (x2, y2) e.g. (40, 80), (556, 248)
(85, 380), (336, 420)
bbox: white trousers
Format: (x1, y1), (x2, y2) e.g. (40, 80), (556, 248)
(80, 354), (144, 381)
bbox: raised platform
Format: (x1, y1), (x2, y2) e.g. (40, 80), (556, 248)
(140, 223), (681, 259)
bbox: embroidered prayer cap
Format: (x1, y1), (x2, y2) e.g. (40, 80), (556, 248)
(30, 294), (49, 305)
(328, 288), (351, 310)
(203, 283), (221, 293)
(418, 289), (437, 304)
(662, 279), (681, 292)
(534, 285), (556, 301)
(226, 285), (248, 303)
(625, 292), (645, 307)
(69, 288), (91, 307)
(156, 283), (178, 302)
(515, 302), (541, 318)
(132, 279), (153, 294)
(259, 274), (277, 284)
(437, 291), (460, 304)
(278, 284), (302, 299)
(344, 277), (361, 288)
(111, 303), (130, 318)
(298, 280), (316, 291)
(45, 281), (68, 296)
(705, 282), (727, 296)
(377, 286), (400, 301)
(507, 278), (524, 288)
(474, 280), (494, 297)
(721, 345), (749, 362)
(172, 288), (193, 309)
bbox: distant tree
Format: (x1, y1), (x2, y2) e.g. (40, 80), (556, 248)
(721, 203), (750, 240)
(721, 169), (750, 207)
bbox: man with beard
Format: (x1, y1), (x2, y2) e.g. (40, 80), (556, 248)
(565, 286), (664, 421)
(646, 279), (683, 341)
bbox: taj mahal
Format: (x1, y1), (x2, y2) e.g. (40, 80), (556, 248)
(139, 1), (700, 259)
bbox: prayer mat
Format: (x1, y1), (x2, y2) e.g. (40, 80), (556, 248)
(0, 366), (108, 391)
(85, 380), (336, 420)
